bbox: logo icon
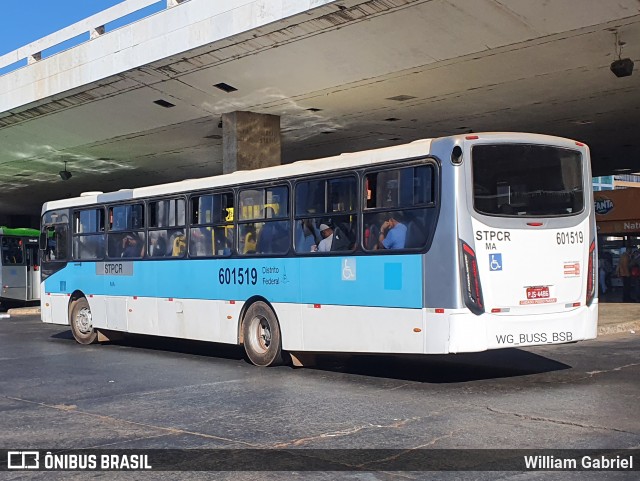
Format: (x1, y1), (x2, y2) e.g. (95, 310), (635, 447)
(7, 451), (40, 470)
(489, 253), (502, 271)
(594, 197), (614, 215)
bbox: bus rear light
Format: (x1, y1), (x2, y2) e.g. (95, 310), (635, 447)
(566, 302), (581, 308)
(413, 328), (422, 332)
(575, 141), (585, 146)
(527, 222), (543, 227)
(586, 239), (596, 306)
(314, 304), (322, 309)
(460, 240), (484, 315)
(465, 135), (479, 140)
(435, 308), (445, 314)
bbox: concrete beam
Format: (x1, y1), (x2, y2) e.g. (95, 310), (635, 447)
(0, 0), (336, 112)
(0, 0), (161, 70)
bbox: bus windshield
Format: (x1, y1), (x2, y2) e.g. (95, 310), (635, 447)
(472, 144), (584, 217)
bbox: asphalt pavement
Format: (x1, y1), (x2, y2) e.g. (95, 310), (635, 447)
(1, 303), (638, 480)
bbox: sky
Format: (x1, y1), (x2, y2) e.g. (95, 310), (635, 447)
(0, 1), (165, 58)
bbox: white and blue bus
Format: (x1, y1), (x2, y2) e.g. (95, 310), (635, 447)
(40, 133), (598, 366)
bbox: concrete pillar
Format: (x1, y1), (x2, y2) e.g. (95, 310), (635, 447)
(222, 111), (281, 174)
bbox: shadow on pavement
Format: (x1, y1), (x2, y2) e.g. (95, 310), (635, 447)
(305, 349), (571, 383)
(51, 329), (246, 361)
(52, 327), (571, 383)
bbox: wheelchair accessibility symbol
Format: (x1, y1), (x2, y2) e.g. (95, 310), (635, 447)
(489, 253), (503, 271)
(342, 258), (357, 281)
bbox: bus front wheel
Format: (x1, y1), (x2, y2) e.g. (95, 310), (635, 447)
(242, 301), (283, 367)
(69, 297), (98, 345)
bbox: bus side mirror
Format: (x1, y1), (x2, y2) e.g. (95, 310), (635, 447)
(39, 232), (47, 250)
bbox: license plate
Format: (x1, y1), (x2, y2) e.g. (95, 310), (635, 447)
(526, 286), (550, 299)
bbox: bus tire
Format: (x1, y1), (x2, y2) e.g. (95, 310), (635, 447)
(69, 297), (98, 345)
(242, 301), (283, 367)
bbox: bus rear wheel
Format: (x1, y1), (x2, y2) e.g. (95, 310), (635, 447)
(242, 301), (283, 367)
(69, 297), (98, 345)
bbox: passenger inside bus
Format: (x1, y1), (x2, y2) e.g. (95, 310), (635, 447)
(214, 228), (233, 256)
(148, 232), (167, 257)
(256, 208), (289, 254)
(189, 227), (209, 256)
(256, 222), (288, 254)
(312, 223), (333, 252)
(121, 234), (143, 258)
(243, 227), (257, 254)
(295, 219), (318, 253)
(376, 213), (407, 250)
(170, 231), (187, 256)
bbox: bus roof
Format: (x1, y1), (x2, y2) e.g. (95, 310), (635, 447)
(0, 226), (40, 237)
(40, 132), (585, 214)
(41, 138), (435, 213)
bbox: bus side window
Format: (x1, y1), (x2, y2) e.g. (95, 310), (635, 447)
(363, 165), (435, 251)
(294, 176), (357, 254)
(239, 186), (290, 256)
(149, 198), (186, 258)
(189, 193), (233, 257)
(1, 237), (23, 264)
(73, 208), (105, 260)
(42, 225), (69, 261)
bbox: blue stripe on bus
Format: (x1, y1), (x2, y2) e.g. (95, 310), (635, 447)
(43, 255), (424, 309)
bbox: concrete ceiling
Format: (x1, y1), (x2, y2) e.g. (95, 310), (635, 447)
(1, 0), (640, 216)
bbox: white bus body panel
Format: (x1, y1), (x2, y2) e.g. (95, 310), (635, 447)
(472, 217), (591, 313)
(42, 293), (431, 354)
(40, 291), (595, 354)
(300, 304), (425, 353)
(449, 301), (598, 353)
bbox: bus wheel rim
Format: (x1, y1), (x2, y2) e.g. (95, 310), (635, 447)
(249, 315), (271, 353)
(76, 307), (93, 334)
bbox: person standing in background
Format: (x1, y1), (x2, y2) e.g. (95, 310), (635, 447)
(616, 245), (632, 302)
